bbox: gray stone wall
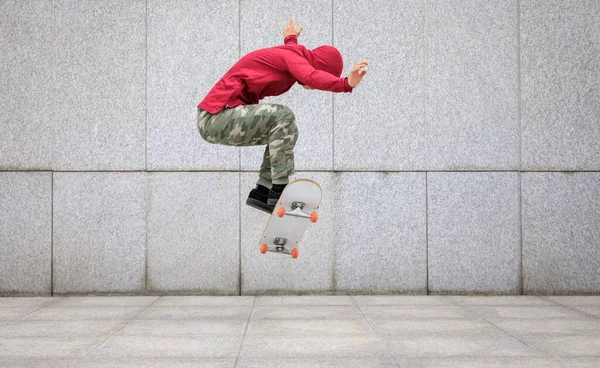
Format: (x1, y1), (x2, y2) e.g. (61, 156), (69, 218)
(1, 0), (598, 295)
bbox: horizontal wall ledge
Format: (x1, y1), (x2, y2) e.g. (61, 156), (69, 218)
(5, 169), (586, 174)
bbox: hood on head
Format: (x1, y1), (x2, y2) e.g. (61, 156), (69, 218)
(303, 45), (344, 77)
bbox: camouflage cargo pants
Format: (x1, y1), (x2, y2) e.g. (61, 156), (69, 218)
(197, 104), (298, 185)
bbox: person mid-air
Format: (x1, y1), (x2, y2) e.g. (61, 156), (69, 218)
(197, 19), (368, 213)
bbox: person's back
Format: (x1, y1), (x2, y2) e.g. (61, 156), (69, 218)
(196, 19), (368, 213)
(198, 44), (300, 113)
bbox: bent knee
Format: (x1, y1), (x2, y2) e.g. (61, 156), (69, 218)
(289, 127), (299, 146)
(278, 106), (296, 124)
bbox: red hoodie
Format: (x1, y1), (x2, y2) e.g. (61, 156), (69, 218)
(198, 35), (353, 114)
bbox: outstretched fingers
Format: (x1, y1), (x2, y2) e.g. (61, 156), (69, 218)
(354, 61), (369, 69)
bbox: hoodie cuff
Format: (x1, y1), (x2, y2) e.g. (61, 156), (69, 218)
(284, 34), (298, 44)
(343, 77), (354, 93)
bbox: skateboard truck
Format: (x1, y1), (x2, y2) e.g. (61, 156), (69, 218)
(274, 237), (287, 252)
(285, 201), (311, 219)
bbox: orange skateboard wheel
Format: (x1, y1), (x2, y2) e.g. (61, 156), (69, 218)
(277, 207), (285, 217)
(291, 248), (299, 258)
(310, 212), (318, 223)
(260, 244), (268, 254)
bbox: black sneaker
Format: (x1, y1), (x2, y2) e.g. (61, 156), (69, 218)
(246, 186), (273, 214)
(267, 188), (284, 206)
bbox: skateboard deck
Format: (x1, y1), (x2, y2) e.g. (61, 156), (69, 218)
(259, 179), (322, 258)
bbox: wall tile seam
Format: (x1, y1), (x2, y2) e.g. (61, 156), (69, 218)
(144, 0), (149, 295)
(331, 0), (336, 173)
(144, 171), (150, 294)
(517, 0), (523, 296)
(517, 0), (522, 172)
(9, 170), (600, 173)
(17, 167), (600, 175)
(331, 172), (338, 293)
(238, 0), (242, 296)
(50, 172), (54, 296)
(6, 165), (599, 173)
(7, 166), (600, 176)
(424, 0), (430, 295)
(518, 171), (523, 295)
(331, 0), (337, 294)
(51, 0), (56, 185)
(238, 171), (242, 296)
(425, 172), (429, 295)
(145, 0), (149, 173)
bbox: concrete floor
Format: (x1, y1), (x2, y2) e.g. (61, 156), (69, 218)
(0, 295), (599, 367)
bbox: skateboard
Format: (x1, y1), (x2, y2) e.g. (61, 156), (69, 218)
(259, 179), (322, 258)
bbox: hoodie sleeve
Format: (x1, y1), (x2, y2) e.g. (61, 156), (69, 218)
(284, 51), (353, 93)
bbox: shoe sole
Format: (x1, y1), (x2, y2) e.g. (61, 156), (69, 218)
(246, 198), (273, 214)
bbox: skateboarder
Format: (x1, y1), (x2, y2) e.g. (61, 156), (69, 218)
(197, 19), (368, 213)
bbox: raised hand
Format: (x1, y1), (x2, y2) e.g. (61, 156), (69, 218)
(348, 61), (369, 88)
(283, 18), (303, 38)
